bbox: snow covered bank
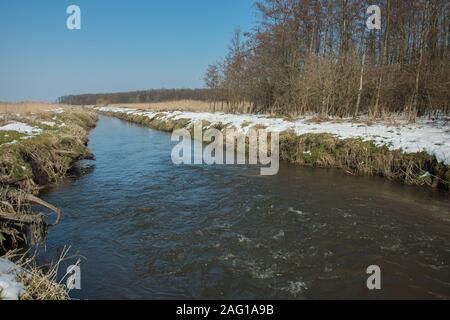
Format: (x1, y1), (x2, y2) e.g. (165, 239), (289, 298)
(40, 121), (56, 127)
(0, 109), (70, 147)
(0, 259), (25, 300)
(47, 108), (65, 114)
(0, 122), (42, 135)
(97, 107), (450, 165)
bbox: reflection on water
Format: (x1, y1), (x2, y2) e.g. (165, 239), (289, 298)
(38, 115), (450, 299)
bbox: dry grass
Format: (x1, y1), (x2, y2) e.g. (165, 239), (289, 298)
(107, 99), (254, 114)
(108, 100), (213, 112)
(108, 100), (256, 114)
(0, 100), (251, 115)
(2, 248), (71, 300)
(0, 102), (73, 114)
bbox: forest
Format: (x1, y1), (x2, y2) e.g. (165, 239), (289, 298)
(204, 0), (450, 119)
(58, 88), (210, 105)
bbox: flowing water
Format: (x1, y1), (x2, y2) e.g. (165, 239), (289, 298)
(38, 115), (450, 299)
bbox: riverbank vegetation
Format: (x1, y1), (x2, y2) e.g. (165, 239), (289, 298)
(1, 249), (69, 300)
(279, 131), (449, 189)
(0, 104), (96, 299)
(106, 100), (213, 113)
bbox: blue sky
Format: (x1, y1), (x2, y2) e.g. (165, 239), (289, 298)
(0, 0), (256, 102)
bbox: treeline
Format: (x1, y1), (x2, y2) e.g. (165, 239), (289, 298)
(58, 88), (210, 105)
(204, 0), (450, 118)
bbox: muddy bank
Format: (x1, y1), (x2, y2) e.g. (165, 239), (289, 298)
(97, 108), (449, 191)
(0, 108), (97, 252)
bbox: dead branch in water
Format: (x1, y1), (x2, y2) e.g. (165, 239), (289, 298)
(23, 194), (61, 226)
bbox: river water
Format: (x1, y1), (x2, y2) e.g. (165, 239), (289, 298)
(39, 115), (450, 299)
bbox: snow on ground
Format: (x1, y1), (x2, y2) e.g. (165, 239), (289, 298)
(40, 121), (56, 127)
(48, 108), (65, 114)
(0, 259), (25, 300)
(97, 107), (450, 165)
(0, 122), (42, 135)
(3, 140), (18, 145)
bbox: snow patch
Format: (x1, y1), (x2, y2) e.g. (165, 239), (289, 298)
(49, 108), (65, 114)
(0, 122), (42, 135)
(0, 259), (25, 300)
(40, 121), (56, 127)
(3, 140), (17, 146)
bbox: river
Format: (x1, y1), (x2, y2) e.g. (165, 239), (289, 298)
(38, 115), (450, 299)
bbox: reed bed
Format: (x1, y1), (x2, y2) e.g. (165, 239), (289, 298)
(108, 100), (245, 113)
(0, 102), (75, 114)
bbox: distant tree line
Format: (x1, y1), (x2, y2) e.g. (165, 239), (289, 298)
(204, 0), (450, 119)
(58, 88), (210, 105)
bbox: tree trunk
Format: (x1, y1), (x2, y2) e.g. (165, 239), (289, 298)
(355, 53), (366, 118)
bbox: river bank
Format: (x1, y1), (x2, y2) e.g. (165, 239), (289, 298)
(95, 106), (450, 192)
(0, 105), (97, 299)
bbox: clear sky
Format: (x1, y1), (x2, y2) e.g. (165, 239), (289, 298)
(0, 0), (256, 102)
